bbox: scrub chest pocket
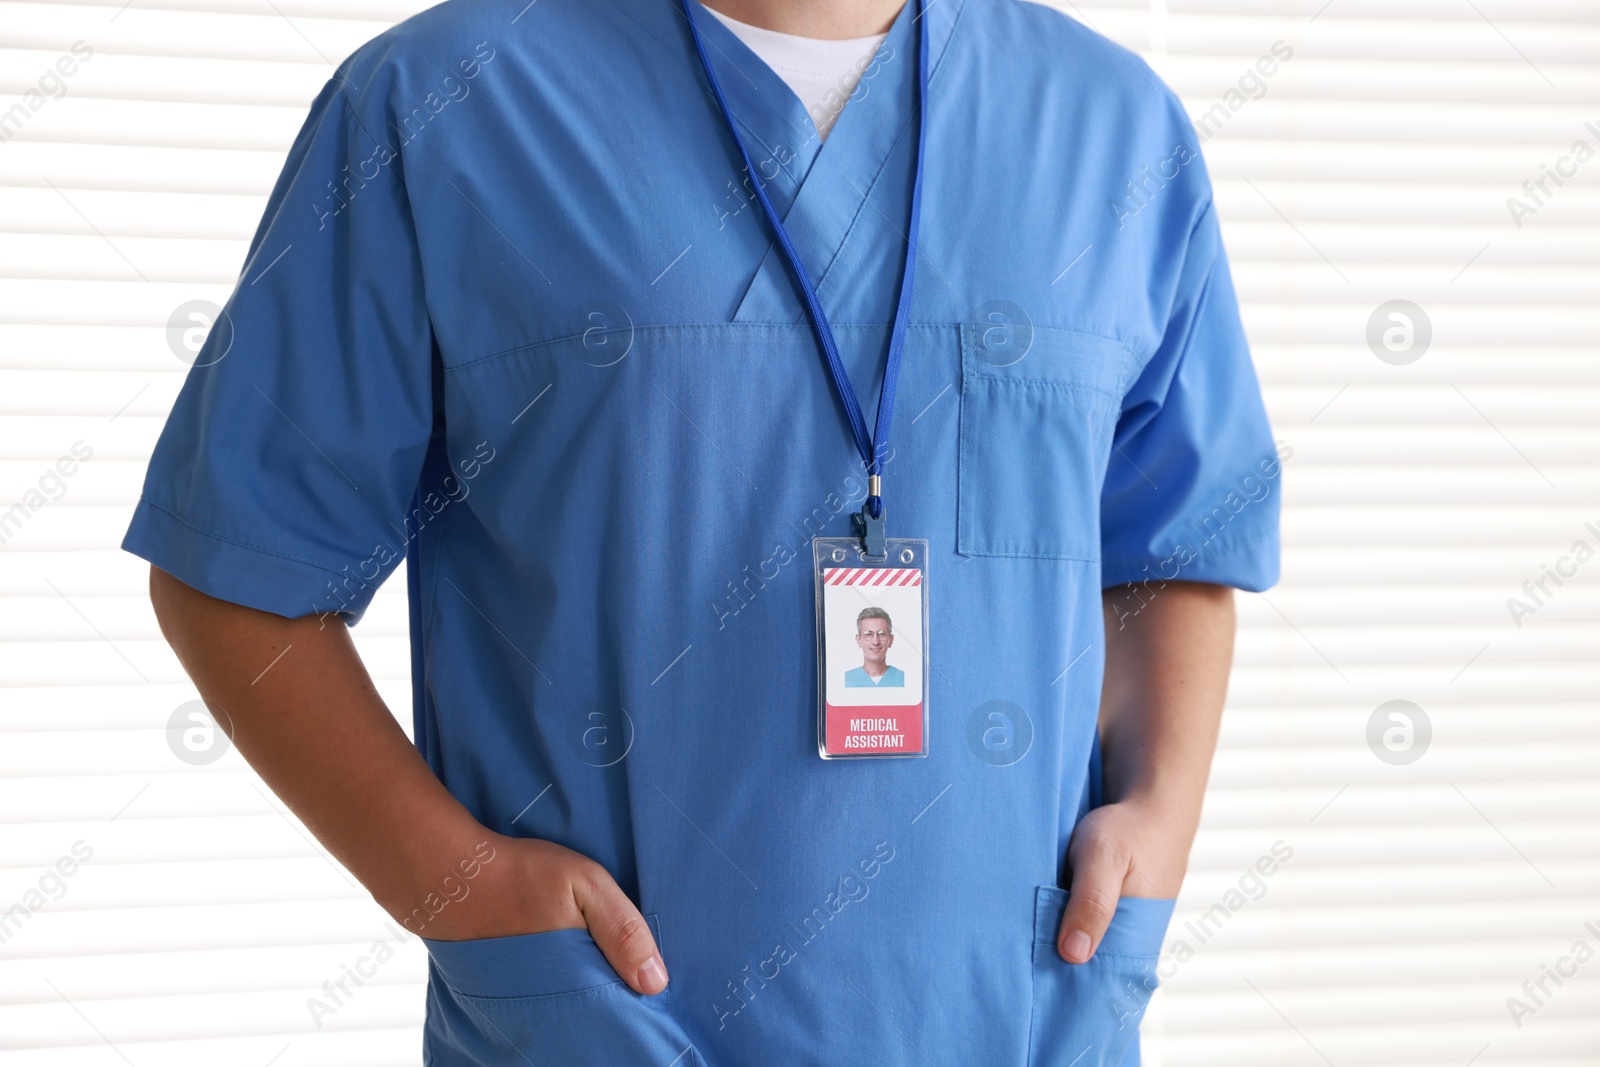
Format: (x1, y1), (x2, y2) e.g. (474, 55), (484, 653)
(957, 324), (1133, 560)
(421, 914), (699, 1066)
(1029, 887), (1175, 1067)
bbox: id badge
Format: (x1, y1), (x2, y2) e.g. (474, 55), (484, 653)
(812, 537), (930, 759)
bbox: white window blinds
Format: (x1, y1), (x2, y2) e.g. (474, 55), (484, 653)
(2, 1), (1595, 1063)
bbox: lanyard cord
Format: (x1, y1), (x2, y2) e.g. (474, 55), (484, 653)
(678, 0), (928, 520)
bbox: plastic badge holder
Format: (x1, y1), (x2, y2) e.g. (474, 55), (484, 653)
(812, 537), (930, 759)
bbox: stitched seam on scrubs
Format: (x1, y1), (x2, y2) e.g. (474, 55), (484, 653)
(1029, 938), (1161, 959)
(965, 550), (1100, 562)
(136, 497), (355, 580)
(1100, 525), (1279, 590)
(1025, 948), (1044, 1067)
(451, 321), (947, 372)
(806, 83), (917, 303)
(691, 9), (811, 177)
(448, 978), (630, 1004)
(730, 113), (797, 192)
(960, 324), (1137, 397)
(954, 400), (1101, 562)
(332, 84), (388, 164)
(928, 0), (971, 85)
(964, 377), (1124, 403)
(420, 481), (446, 687)
(768, 0), (968, 305)
(1103, 509), (1281, 563)
(798, 0), (970, 298)
(957, 363), (1117, 561)
(1137, 198), (1222, 376)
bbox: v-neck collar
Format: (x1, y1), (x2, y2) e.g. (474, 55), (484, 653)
(678, 0), (825, 195)
(673, 0), (969, 323)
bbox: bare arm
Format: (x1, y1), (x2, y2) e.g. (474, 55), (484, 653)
(1056, 579), (1236, 963)
(149, 565), (668, 994)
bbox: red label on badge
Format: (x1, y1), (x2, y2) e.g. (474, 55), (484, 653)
(824, 703), (924, 755)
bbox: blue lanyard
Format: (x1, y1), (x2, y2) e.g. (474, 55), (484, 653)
(678, 0), (928, 530)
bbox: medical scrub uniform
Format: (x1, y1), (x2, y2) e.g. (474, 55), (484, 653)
(122, 0), (1281, 1063)
(845, 665), (907, 688)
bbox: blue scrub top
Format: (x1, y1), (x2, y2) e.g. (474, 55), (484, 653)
(845, 665), (906, 688)
(124, 0), (1281, 1063)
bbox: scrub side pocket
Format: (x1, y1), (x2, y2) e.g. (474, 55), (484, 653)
(956, 325), (1132, 560)
(422, 913), (698, 1067)
(1028, 887), (1174, 1067)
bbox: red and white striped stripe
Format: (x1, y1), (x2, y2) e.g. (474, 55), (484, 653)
(824, 567), (922, 587)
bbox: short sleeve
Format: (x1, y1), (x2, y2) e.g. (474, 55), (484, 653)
(1099, 202), (1281, 593)
(122, 74), (437, 625)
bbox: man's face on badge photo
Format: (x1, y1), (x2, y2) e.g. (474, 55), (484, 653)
(856, 613), (893, 662)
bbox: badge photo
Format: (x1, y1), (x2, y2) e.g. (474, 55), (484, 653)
(813, 538), (929, 758)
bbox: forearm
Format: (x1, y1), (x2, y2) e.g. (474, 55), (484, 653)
(151, 566), (672, 989)
(149, 565), (485, 927)
(1054, 581), (1237, 957)
(1098, 580), (1235, 857)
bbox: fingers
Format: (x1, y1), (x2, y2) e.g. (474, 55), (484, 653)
(1059, 826), (1130, 965)
(572, 866), (668, 996)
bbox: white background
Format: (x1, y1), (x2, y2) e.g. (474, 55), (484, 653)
(1, 0), (1598, 1064)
